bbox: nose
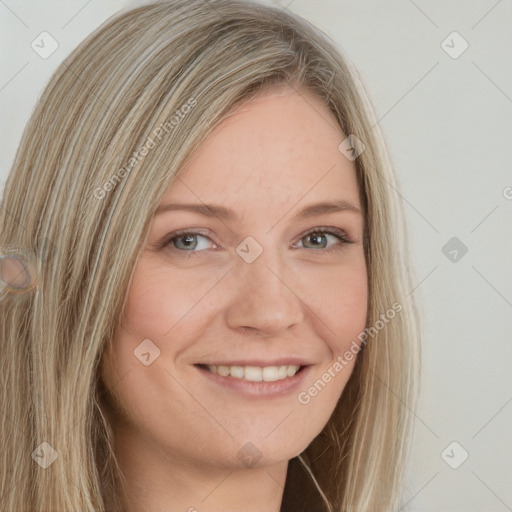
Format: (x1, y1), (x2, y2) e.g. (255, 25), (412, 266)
(224, 245), (305, 336)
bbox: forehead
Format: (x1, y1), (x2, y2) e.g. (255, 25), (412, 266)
(162, 86), (360, 212)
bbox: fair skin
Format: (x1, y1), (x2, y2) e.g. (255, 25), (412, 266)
(100, 85), (368, 512)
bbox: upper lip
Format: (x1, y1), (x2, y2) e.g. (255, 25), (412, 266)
(196, 358), (312, 367)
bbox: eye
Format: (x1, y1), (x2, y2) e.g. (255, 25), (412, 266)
(158, 227), (353, 256)
(294, 227), (353, 253)
(163, 230), (217, 253)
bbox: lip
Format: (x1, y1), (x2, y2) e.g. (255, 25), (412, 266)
(195, 358), (311, 367)
(195, 363), (313, 399)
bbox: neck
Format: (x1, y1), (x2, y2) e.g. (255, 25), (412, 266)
(113, 425), (289, 512)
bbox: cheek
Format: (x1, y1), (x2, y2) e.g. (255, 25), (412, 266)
(98, 258), (192, 412)
(98, 256), (204, 443)
(119, 256), (206, 342)
(291, 259), (367, 434)
(335, 267), (368, 349)
(311, 254), (368, 354)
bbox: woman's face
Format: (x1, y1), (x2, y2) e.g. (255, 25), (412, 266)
(100, 85), (368, 470)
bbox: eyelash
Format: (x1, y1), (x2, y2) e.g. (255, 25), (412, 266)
(158, 227), (353, 256)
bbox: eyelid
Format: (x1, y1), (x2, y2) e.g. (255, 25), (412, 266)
(159, 228), (219, 250)
(291, 226), (353, 252)
(293, 226), (352, 245)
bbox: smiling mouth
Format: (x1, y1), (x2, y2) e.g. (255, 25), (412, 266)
(195, 364), (305, 382)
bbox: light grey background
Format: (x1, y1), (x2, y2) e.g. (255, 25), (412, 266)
(1, 1), (511, 510)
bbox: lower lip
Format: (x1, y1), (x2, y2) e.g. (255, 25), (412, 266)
(195, 365), (312, 399)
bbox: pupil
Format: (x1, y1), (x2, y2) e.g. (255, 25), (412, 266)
(309, 233), (325, 248)
(177, 235), (196, 249)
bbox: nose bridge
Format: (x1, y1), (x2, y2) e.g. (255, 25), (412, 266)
(236, 233), (289, 292)
(225, 235), (304, 333)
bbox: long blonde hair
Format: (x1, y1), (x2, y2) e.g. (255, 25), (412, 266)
(0, 1), (421, 510)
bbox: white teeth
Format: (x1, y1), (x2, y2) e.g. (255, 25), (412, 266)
(244, 366), (262, 381)
(230, 366), (244, 378)
(286, 366), (297, 377)
(204, 364), (301, 381)
(262, 366), (279, 381)
(217, 365), (230, 377)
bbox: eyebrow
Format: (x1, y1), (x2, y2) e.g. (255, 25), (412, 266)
(156, 199), (361, 221)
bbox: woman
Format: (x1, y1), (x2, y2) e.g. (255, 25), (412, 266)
(0, 1), (421, 511)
